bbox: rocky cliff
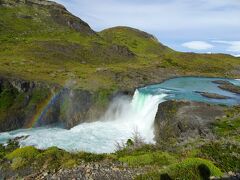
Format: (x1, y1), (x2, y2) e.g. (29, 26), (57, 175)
(0, 77), (114, 132)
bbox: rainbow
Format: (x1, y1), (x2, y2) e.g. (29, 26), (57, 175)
(26, 88), (63, 128)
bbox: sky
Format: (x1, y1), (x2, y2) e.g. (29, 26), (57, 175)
(53, 0), (240, 56)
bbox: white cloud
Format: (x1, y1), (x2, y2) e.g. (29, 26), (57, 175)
(213, 41), (240, 52)
(182, 41), (214, 50)
(53, 0), (240, 33)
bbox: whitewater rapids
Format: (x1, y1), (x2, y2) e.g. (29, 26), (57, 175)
(0, 90), (166, 153)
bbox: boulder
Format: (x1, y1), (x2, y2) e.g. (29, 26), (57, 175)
(154, 100), (225, 144)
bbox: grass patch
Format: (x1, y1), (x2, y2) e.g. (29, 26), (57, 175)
(6, 146), (39, 169)
(137, 158), (223, 180)
(214, 106), (240, 142)
(119, 151), (177, 167)
(6, 146), (39, 161)
(197, 141), (240, 172)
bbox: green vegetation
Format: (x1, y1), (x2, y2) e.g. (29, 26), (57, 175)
(214, 106), (240, 142)
(99, 26), (172, 57)
(6, 146), (39, 169)
(137, 158), (223, 180)
(197, 142), (240, 172)
(119, 151), (177, 167)
(6, 146), (39, 161)
(1, 142), (114, 172)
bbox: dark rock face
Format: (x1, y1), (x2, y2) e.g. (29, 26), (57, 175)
(154, 100), (225, 144)
(0, 77), (109, 132)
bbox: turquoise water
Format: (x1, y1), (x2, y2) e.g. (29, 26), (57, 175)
(139, 77), (240, 106)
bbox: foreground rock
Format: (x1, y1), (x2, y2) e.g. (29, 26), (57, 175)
(14, 162), (146, 180)
(154, 100), (225, 144)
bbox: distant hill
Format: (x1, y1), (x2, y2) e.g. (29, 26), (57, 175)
(0, 0), (239, 90)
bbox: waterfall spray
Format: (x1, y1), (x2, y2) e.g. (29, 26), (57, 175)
(0, 89), (167, 153)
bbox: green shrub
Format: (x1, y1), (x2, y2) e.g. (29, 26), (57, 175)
(11, 157), (27, 170)
(214, 117), (240, 142)
(119, 151), (177, 167)
(137, 158), (223, 180)
(62, 159), (77, 169)
(5, 146), (39, 169)
(76, 152), (107, 162)
(198, 142), (240, 172)
(36, 147), (69, 169)
(6, 146), (39, 161)
(116, 144), (158, 157)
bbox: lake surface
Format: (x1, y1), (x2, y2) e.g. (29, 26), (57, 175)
(140, 77), (240, 106)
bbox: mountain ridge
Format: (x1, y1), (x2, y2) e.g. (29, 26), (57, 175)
(0, 0), (239, 91)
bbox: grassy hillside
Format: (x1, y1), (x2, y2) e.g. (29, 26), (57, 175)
(99, 26), (172, 57)
(0, 0), (240, 92)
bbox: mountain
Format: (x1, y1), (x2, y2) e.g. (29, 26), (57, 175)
(1, 0), (239, 91)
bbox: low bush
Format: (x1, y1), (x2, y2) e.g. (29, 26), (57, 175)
(6, 146), (39, 161)
(119, 151), (177, 167)
(198, 141), (240, 172)
(6, 146), (39, 169)
(137, 158), (223, 180)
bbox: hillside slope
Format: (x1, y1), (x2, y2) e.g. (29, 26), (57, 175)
(0, 0), (240, 91)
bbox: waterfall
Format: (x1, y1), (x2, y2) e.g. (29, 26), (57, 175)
(130, 90), (167, 142)
(0, 89), (167, 153)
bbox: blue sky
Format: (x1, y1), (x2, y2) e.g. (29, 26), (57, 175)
(53, 0), (240, 56)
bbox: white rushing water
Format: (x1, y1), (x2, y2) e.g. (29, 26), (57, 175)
(0, 90), (166, 153)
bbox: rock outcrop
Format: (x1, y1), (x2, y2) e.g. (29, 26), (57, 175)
(0, 77), (112, 132)
(154, 100), (225, 144)
(197, 92), (229, 99)
(213, 80), (240, 94)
